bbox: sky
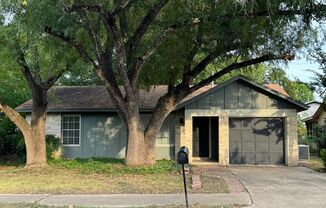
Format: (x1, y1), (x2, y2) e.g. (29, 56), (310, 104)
(286, 58), (321, 83)
(286, 56), (322, 101)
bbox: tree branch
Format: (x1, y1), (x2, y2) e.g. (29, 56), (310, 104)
(111, 0), (138, 16)
(14, 45), (41, 90)
(0, 103), (31, 135)
(130, 26), (175, 88)
(42, 60), (77, 90)
(184, 25), (203, 74)
(118, 10), (129, 39)
(45, 26), (99, 70)
(80, 11), (103, 63)
(189, 54), (295, 93)
(102, 15), (135, 98)
(127, 0), (169, 56)
(65, 4), (104, 13)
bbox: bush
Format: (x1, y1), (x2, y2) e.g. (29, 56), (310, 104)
(0, 117), (26, 159)
(321, 149), (326, 167)
(0, 128), (61, 162)
(306, 125), (326, 154)
(46, 135), (61, 160)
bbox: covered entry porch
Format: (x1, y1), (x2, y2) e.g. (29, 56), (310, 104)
(192, 117), (219, 163)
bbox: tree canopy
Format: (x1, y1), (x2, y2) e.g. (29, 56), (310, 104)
(1, 0), (326, 165)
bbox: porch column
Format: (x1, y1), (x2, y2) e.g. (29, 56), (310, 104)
(184, 112), (193, 163)
(286, 112), (298, 166)
(219, 115), (229, 165)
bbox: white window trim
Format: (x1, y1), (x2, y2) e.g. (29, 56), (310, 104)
(61, 114), (81, 147)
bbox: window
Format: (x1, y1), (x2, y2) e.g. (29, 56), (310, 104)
(307, 122), (318, 137)
(62, 115), (81, 146)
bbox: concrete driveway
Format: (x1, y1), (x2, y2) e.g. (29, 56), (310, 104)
(230, 166), (326, 208)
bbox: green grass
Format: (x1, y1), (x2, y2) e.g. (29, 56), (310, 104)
(0, 158), (228, 194)
(49, 158), (180, 174)
(0, 203), (66, 208)
(299, 156), (326, 173)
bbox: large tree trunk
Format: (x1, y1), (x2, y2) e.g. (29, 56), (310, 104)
(125, 121), (146, 166)
(124, 100), (149, 166)
(0, 103), (48, 168)
(124, 95), (179, 166)
(0, 103), (47, 168)
(25, 106), (47, 168)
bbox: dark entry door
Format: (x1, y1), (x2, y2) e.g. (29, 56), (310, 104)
(193, 117), (219, 161)
(229, 118), (284, 165)
(193, 117), (209, 157)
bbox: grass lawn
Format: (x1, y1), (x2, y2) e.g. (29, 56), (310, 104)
(0, 203), (238, 208)
(0, 158), (228, 194)
(299, 156), (326, 173)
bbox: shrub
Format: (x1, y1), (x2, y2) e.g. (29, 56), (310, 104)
(0, 117), (26, 159)
(0, 129), (61, 162)
(320, 149), (326, 167)
(306, 125), (326, 154)
(46, 135), (61, 160)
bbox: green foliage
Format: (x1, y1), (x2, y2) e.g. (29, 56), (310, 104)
(0, 117), (25, 158)
(49, 158), (180, 175)
(320, 149), (326, 167)
(297, 115), (307, 143)
(2, 0), (321, 87)
(45, 135), (61, 160)
(306, 125), (326, 154)
(194, 60), (267, 85)
(0, 133), (61, 162)
(265, 67), (315, 102)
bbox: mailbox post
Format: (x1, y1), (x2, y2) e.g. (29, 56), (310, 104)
(177, 146), (189, 208)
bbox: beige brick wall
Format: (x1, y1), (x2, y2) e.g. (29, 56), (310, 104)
(183, 109), (298, 166)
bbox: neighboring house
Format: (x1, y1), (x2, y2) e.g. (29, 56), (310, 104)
(16, 76), (307, 166)
(299, 101), (325, 137)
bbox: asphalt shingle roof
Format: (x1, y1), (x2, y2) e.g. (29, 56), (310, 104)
(16, 77), (305, 113)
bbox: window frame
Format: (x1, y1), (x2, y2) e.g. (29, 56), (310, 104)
(61, 114), (81, 147)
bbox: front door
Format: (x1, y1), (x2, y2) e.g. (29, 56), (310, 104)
(192, 117), (218, 161)
(193, 127), (200, 157)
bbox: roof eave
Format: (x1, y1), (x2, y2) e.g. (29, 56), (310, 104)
(16, 108), (155, 113)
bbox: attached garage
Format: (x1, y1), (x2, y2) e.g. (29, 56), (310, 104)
(179, 76), (308, 166)
(229, 118), (284, 165)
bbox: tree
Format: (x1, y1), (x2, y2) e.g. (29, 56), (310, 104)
(0, 19), (76, 167)
(10, 0), (326, 165)
(57, 60), (102, 86)
(0, 61), (29, 160)
(265, 67), (315, 102)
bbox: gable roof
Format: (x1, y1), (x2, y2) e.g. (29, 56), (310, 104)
(299, 101), (323, 122)
(16, 76), (308, 113)
(264, 83), (289, 97)
(176, 76), (308, 111)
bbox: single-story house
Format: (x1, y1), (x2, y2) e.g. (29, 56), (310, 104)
(299, 101), (325, 136)
(16, 76), (308, 166)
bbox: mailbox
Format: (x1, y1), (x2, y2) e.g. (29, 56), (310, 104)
(177, 146), (189, 164)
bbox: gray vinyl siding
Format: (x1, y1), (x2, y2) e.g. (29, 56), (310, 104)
(60, 113), (175, 159)
(186, 81), (293, 110)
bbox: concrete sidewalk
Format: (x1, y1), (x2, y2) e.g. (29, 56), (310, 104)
(0, 193), (251, 207)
